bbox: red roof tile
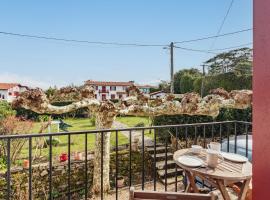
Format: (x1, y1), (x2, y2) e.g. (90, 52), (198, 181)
(85, 80), (134, 86)
(0, 83), (19, 90)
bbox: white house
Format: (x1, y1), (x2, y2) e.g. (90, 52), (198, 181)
(0, 83), (28, 102)
(150, 90), (167, 99)
(85, 80), (153, 101)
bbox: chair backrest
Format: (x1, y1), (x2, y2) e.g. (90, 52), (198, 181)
(129, 187), (217, 200)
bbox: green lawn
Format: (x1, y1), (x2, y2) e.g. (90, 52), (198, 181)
(19, 118), (128, 162)
(116, 116), (154, 138)
(18, 117), (154, 164)
(116, 116), (151, 127)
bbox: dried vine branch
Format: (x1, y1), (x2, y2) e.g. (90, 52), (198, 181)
(13, 85), (252, 118)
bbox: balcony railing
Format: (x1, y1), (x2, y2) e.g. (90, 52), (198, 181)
(0, 120), (252, 200)
(99, 89), (109, 93)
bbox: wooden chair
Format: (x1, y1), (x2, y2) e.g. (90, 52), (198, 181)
(129, 187), (217, 200)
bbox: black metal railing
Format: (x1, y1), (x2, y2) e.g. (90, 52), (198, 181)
(0, 120), (252, 200)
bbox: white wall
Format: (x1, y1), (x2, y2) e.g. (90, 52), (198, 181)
(93, 85), (128, 100)
(0, 90), (8, 100)
(150, 92), (166, 99)
(0, 86), (27, 102)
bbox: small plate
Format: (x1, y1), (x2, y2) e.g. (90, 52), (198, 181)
(177, 155), (204, 167)
(221, 152), (248, 163)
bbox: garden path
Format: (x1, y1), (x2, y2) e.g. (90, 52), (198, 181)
(112, 121), (154, 146)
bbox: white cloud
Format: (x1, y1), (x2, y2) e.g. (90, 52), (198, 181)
(0, 73), (51, 89)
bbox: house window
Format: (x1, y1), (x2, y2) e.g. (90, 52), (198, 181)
(95, 94), (97, 99)
(122, 86), (127, 91)
(96, 86), (98, 90)
(102, 94), (106, 100)
(111, 94), (115, 99)
(8, 92), (12, 96)
(110, 86), (116, 91)
(118, 94), (122, 99)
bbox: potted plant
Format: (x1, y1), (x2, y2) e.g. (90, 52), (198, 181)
(23, 159), (29, 168)
(59, 153), (68, 162)
(74, 152), (83, 161)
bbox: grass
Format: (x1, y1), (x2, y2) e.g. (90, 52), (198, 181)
(116, 116), (155, 138)
(19, 118), (129, 162)
(17, 117), (154, 164)
(116, 116), (151, 127)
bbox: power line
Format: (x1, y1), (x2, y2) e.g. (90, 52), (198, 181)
(210, 0), (235, 49)
(211, 42), (253, 51)
(174, 28), (251, 44)
(0, 31), (167, 47)
(174, 45), (216, 54)
(0, 29), (252, 48)
(174, 42), (252, 54)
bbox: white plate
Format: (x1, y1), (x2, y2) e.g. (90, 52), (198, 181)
(221, 152), (248, 163)
(177, 155), (203, 167)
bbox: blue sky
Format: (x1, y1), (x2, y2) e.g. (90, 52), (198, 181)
(0, 0), (252, 88)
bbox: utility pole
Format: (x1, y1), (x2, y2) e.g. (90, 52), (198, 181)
(201, 64), (206, 97)
(170, 42), (174, 94)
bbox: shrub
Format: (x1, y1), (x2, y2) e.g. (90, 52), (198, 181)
(134, 122), (145, 127)
(0, 116), (33, 164)
(44, 137), (61, 147)
(152, 108), (252, 141)
(0, 101), (16, 120)
(38, 114), (50, 122)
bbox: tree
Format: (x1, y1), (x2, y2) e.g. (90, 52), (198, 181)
(12, 85), (252, 197)
(157, 80), (170, 92)
(205, 47), (252, 75)
(173, 68), (202, 94)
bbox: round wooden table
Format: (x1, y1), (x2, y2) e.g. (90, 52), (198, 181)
(173, 148), (252, 200)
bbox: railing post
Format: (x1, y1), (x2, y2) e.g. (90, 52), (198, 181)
(49, 135), (53, 200)
(227, 123), (230, 152)
(129, 130), (132, 187)
(203, 125), (206, 148)
(84, 133), (88, 200)
(185, 127), (188, 148)
(245, 124), (249, 158)
(68, 134), (71, 200)
(141, 129), (145, 190)
(7, 138), (11, 200)
(154, 129), (157, 191)
(175, 127), (178, 192)
(234, 122), (237, 153)
(115, 130), (118, 200)
(101, 132), (104, 200)
(28, 137), (32, 200)
(194, 126), (197, 144)
(165, 129), (168, 191)
(219, 123), (222, 147)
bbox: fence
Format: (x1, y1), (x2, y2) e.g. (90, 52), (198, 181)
(0, 120), (252, 200)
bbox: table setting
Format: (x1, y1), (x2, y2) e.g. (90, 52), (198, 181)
(173, 142), (252, 200)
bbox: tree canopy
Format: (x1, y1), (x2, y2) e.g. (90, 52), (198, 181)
(205, 47), (252, 75)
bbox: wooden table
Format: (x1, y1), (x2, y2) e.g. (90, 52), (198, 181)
(173, 149), (252, 200)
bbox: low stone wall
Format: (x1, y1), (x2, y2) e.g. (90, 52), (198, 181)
(0, 159), (94, 200)
(0, 150), (152, 200)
